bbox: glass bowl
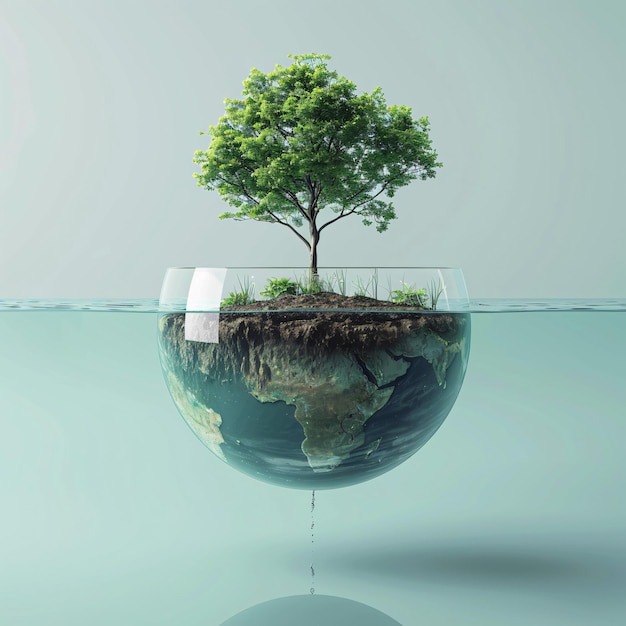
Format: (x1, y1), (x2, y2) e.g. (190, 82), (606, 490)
(157, 267), (470, 489)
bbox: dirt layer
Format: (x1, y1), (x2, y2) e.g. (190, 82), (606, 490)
(216, 291), (465, 351)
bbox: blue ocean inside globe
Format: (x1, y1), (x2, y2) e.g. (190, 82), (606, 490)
(157, 303), (470, 489)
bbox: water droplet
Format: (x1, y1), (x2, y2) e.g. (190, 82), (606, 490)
(310, 490), (316, 595)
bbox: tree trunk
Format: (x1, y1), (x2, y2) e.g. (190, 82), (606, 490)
(309, 222), (320, 282)
(306, 178), (320, 282)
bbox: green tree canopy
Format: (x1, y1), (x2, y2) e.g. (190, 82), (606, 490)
(193, 53), (442, 274)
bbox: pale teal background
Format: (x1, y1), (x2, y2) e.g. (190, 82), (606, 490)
(2, 1), (626, 624)
(1, 0), (625, 298)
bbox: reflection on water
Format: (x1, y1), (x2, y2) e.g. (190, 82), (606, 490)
(221, 594), (402, 626)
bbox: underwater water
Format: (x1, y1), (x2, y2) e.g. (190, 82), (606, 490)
(1, 300), (625, 625)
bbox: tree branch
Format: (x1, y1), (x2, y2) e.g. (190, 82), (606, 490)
(318, 208), (357, 233)
(304, 174), (317, 220)
(318, 177), (397, 233)
(281, 188), (310, 222)
(340, 164), (415, 205)
(265, 209), (311, 249)
(216, 174), (260, 206)
(342, 182), (373, 205)
(276, 124), (293, 138)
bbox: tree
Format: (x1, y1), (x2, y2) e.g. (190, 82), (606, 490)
(193, 54), (442, 276)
